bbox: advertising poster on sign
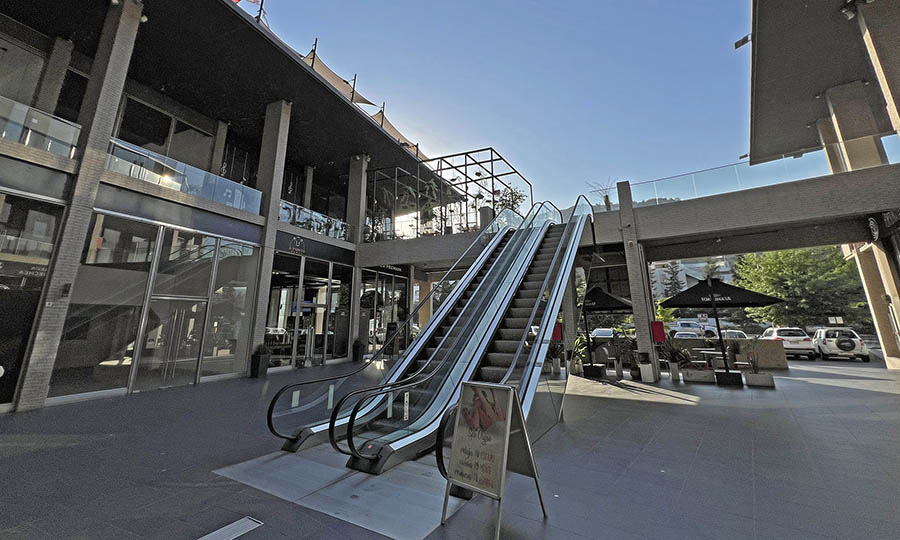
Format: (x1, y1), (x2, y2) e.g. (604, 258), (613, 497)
(446, 383), (512, 497)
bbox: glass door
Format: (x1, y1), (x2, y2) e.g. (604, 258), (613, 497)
(266, 253), (302, 368)
(134, 298), (206, 391)
(300, 258), (330, 367)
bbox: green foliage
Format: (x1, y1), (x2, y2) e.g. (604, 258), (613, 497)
(662, 261), (684, 297)
(656, 299), (676, 323)
(495, 187), (527, 214)
(734, 247), (872, 331)
(659, 338), (693, 368)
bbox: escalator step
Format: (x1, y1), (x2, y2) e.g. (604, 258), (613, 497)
(479, 366), (508, 383)
(498, 328), (522, 340)
(485, 352), (515, 367)
(504, 317), (530, 328)
(518, 289), (540, 299)
(508, 307), (533, 318)
(512, 298), (537, 308)
(492, 340), (521, 353)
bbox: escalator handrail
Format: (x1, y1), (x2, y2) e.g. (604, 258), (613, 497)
(435, 404), (457, 479)
(266, 208), (522, 441)
(333, 205), (558, 458)
(571, 194), (597, 251)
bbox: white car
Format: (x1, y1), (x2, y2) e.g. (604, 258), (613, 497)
(673, 331), (701, 339)
(590, 328), (615, 338)
(761, 327), (816, 360)
(812, 327), (869, 362)
(723, 330), (748, 340)
(668, 321), (704, 338)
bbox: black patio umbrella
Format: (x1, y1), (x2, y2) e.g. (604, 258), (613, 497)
(661, 278), (782, 372)
(581, 287), (633, 366)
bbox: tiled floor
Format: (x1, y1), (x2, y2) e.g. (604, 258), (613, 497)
(2, 357), (899, 539)
(430, 356), (900, 540)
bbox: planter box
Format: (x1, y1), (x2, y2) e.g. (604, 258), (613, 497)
(715, 370), (744, 387)
(745, 372), (775, 387)
(670, 364), (681, 382)
(639, 363), (658, 383)
(682, 368), (715, 383)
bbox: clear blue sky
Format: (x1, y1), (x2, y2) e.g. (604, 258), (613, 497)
(239, 0), (752, 205)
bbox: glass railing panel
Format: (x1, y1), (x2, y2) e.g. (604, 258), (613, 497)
(0, 94), (80, 158)
(278, 200), (354, 241)
(106, 138), (261, 214)
(631, 131), (900, 207)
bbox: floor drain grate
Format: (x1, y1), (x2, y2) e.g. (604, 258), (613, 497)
(197, 516), (263, 540)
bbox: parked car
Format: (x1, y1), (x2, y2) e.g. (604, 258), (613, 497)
(812, 327), (869, 362)
(590, 328), (615, 338)
(761, 327), (816, 360)
(673, 331), (701, 339)
(722, 329), (748, 339)
(668, 321), (704, 337)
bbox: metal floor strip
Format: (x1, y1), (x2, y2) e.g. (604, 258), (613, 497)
(197, 516), (263, 540)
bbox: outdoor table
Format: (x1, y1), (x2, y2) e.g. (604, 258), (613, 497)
(689, 359), (710, 369)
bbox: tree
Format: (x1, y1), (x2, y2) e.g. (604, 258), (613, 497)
(494, 187), (526, 214)
(734, 247), (872, 330)
(662, 261), (684, 297)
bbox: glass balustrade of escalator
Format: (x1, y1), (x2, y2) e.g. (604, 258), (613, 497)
(333, 202), (562, 463)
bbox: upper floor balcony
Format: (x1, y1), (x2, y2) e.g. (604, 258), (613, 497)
(278, 200), (352, 242)
(0, 94), (80, 159)
(591, 131), (900, 211)
(106, 138), (262, 214)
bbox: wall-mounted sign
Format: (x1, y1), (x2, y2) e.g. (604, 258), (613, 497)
(371, 264), (408, 277)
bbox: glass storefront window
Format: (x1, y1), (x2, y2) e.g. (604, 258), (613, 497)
(0, 193), (63, 403)
(50, 214), (158, 397)
(117, 97), (171, 155)
(202, 242), (259, 377)
(168, 121), (214, 171)
(265, 254), (300, 367)
(361, 270), (378, 353)
(153, 229), (216, 296)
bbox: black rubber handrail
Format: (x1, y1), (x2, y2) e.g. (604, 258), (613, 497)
(266, 208), (523, 441)
(333, 204), (559, 459)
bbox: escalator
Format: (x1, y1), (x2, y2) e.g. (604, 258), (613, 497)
(330, 198), (594, 474)
(266, 209), (523, 452)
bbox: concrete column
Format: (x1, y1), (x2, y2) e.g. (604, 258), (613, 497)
(826, 81), (889, 170)
(249, 100), (292, 353)
(303, 165), (314, 208)
(348, 263), (362, 360)
(14, 0), (144, 411)
(33, 37), (74, 113)
(616, 181), (659, 373)
(816, 118), (847, 174)
(210, 120), (228, 174)
(346, 154), (369, 244)
(857, 2), (900, 132)
(852, 245), (900, 366)
(870, 241), (900, 367)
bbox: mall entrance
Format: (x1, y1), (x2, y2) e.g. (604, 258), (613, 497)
(265, 253), (353, 369)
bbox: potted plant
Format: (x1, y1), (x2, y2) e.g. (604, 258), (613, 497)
(637, 352), (658, 383)
(744, 337), (775, 387)
(682, 345), (715, 383)
(660, 338), (691, 382)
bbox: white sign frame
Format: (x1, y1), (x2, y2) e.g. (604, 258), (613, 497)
(440, 381), (546, 540)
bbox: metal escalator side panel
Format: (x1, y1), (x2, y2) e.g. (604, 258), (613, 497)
(518, 215), (588, 440)
(298, 227), (514, 442)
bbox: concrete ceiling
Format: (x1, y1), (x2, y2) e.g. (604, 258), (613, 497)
(749, 0), (892, 164)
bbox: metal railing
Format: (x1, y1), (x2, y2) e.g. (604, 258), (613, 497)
(279, 200), (352, 241)
(0, 233), (55, 260)
(105, 138), (263, 214)
(0, 94), (80, 158)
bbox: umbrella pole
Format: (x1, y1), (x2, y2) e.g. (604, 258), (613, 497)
(707, 277), (729, 373)
(582, 306), (594, 366)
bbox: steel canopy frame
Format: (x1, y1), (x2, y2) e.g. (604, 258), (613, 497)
(367, 148), (534, 242)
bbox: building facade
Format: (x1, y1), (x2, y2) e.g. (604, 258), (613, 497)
(0, 0), (530, 412)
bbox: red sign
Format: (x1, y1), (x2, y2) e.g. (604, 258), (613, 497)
(651, 321), (666, 343)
